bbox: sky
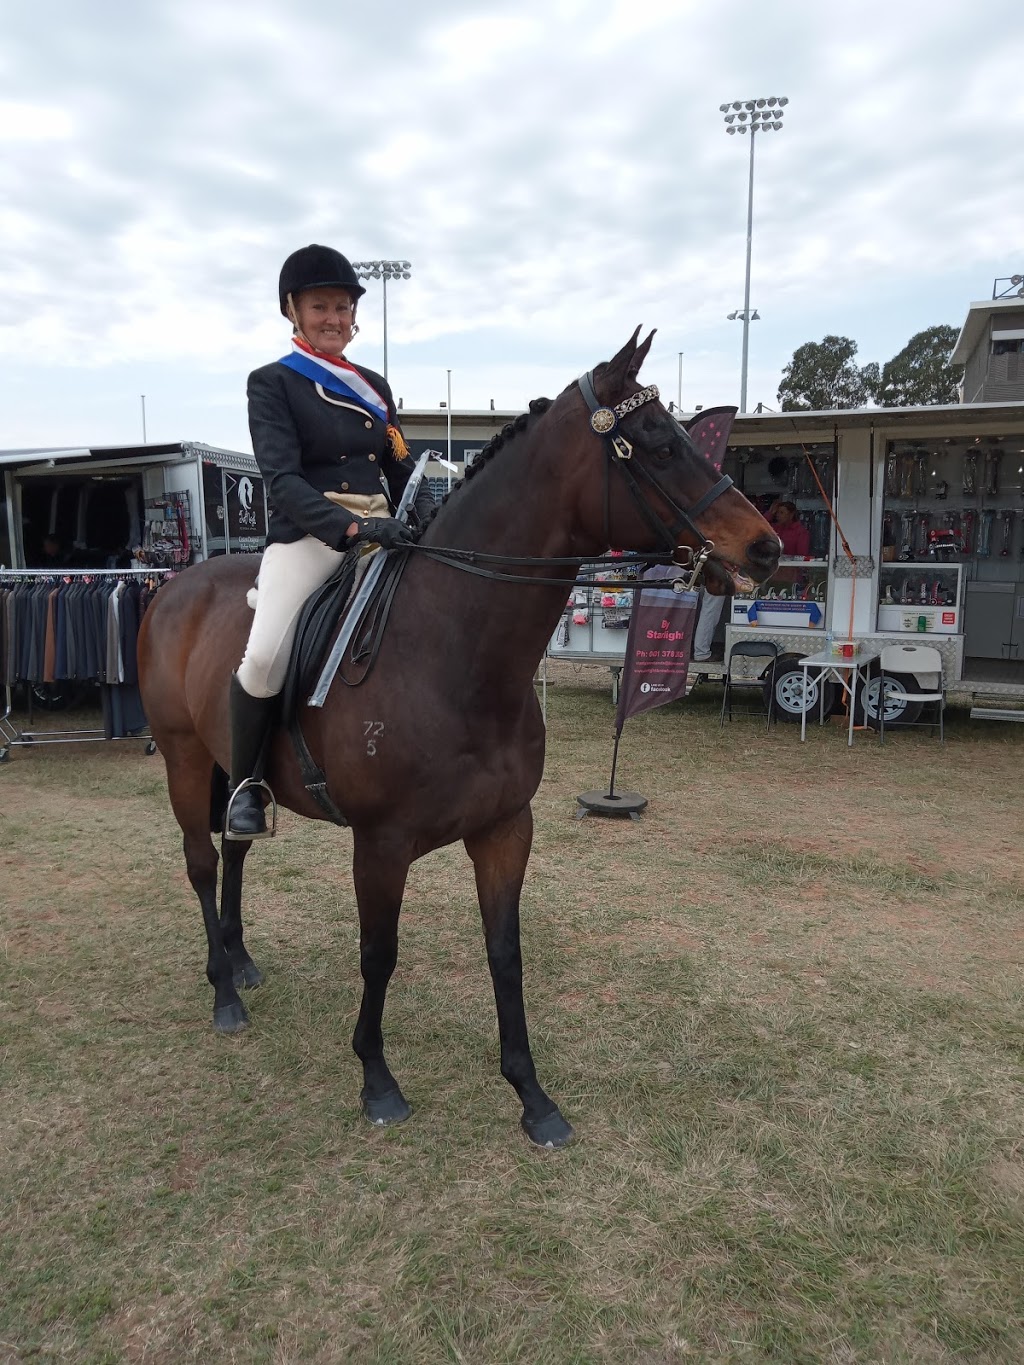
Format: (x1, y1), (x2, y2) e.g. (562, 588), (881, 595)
(1, 0), (1022, 455)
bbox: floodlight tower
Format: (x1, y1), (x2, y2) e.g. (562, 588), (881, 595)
(719, 96), (788, 411)
(351, 259), (412, 380)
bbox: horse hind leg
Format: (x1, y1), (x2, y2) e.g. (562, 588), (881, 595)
(219, 833), (264, 991)
(165, 740), (250, 1033)
(465, 806), (573, 1148)
(350, 832), (413, 1127)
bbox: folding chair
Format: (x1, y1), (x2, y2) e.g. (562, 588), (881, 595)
(877, 644), (945, 744)
(720, 640), (779, 730)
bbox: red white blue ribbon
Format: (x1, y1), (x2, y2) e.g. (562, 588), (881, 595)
(278, 338), (389, 424)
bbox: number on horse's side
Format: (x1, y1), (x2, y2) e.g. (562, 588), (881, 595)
(138, 330), (780, 1147)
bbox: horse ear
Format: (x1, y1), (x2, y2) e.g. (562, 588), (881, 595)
(595, 326), (642, 402)
(627, 329), (657, 379)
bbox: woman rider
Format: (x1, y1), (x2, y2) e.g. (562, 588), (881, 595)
(227, 244), (434, 839)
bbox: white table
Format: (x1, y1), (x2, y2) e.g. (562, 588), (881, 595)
(798, 647), (880, 747)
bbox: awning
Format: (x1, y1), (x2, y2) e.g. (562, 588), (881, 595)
(0, 448), (90, 468)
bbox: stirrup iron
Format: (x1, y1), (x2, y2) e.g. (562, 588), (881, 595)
(224, 778), (278, 841)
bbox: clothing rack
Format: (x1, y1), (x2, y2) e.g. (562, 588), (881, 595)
(0, 568), (173, 761)
(0, 567), (172, 576)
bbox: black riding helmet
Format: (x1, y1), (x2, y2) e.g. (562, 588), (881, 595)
(278, 244), (366, 316)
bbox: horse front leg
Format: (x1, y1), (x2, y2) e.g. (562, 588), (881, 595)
(465, 807), (574, 1148)
(351, 832), (413, 1127)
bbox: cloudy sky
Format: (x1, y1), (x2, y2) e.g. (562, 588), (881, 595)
(2, 0), (1021, 454)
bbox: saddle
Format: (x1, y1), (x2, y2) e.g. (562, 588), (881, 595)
(278, 548), (407, 825)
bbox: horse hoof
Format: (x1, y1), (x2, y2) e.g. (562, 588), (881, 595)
(361, 1089), (412, 1127)
(213, 1001), (250, 1034)
(521, 1109), (575, 1149)
(232, 961), (264, 990)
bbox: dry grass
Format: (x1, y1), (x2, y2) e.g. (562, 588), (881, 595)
(1, 675), (1023, 1363)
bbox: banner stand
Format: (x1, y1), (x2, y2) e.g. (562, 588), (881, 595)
(575, 729), (648, 820)
(572, 407), (737, 825)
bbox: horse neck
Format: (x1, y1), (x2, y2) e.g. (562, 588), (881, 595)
(414, 420), (595, 696)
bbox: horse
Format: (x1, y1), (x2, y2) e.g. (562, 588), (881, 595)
(137, 330), (780, 1147)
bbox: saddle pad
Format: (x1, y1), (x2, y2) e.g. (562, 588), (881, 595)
(280, 552), (361, 735)
(277, 549), (406, 827)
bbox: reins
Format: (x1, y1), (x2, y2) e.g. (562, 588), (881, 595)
(402, 544), (697, 591)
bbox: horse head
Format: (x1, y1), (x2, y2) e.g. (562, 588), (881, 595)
(571, 329), (780, 593)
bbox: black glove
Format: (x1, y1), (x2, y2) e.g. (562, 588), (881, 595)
(351, 516), (415, 550)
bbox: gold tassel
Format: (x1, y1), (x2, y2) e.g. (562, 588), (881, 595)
(387, 423), (410, 460)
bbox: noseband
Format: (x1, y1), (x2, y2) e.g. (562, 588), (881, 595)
(578, 370), (734, 577)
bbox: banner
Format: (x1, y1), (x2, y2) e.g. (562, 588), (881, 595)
(615, 565), (699, 731)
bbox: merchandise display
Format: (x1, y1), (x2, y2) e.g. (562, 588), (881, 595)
(0, 568), (173, 758)
(551, 560), (644, 658)
(135, 492), (195, 569)
(728, 441), (836, 552)
(879, 435), (1024, 656)
(731, 558), (828, 630)
(877, 564), (962, 634)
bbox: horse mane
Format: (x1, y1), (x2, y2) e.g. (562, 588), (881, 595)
(415, 396), (553, 538)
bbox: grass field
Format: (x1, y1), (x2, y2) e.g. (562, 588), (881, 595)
(2, 674), (1023, 1364)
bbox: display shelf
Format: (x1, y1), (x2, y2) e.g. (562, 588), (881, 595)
(877, 562), (962, 634)
(881, 436), (1024, 563)
(549, 562), (641, 660)
(731, 559), (829, 631)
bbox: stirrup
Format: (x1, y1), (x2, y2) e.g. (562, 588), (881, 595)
(224, 779), (278, 841)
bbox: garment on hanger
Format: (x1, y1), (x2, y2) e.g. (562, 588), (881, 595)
(0, 575), (169, 712)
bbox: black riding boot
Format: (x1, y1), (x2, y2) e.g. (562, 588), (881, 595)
(226, 674), (276, 840)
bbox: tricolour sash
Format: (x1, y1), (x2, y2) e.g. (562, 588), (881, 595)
(278, 339), (389, 424)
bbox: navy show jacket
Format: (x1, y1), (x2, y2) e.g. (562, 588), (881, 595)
(247, 359), (423, 549)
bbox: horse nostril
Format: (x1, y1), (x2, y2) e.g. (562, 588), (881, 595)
(747, 534), (781, 572)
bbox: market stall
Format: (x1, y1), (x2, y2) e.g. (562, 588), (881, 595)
(0, 441), (266, 757)
(544, 402), (1024, 724)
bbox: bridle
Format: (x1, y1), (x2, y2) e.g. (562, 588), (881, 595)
(404, 370), (736, 593)
(576, 369), (734, 585)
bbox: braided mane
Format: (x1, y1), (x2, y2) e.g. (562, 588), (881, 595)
(415, 396), (553, 537)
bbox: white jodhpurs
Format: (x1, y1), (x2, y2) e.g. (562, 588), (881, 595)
(236, 536), (348, 698)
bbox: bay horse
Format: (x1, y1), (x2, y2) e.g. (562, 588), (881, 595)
(137, 331), (779, 1147)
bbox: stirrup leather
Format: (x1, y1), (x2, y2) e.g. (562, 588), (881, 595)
(224, 778), (278, 841)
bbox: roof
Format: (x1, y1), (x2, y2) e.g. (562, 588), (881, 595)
(0, 441), (255, 472)
(724, 399), (1024, 437)
(401, 398), (1024, 436)
(951, 299), (1024, 364)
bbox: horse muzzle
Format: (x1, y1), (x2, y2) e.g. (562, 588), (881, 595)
(703, 532), (780, 596)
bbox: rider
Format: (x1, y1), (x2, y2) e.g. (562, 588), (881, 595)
(227, 244), (435, 839)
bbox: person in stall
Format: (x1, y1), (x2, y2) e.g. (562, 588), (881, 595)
(37, 534), (71, 569)
(767, 499), (811, 558)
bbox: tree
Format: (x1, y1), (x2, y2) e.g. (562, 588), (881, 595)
(874, 325), (962, 407)
(777, 336), (878, 411)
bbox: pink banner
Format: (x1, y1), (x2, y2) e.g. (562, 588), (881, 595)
(615, 565), (699, 731)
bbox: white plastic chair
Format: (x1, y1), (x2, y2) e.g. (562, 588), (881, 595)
(877, 644), (945, 744)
